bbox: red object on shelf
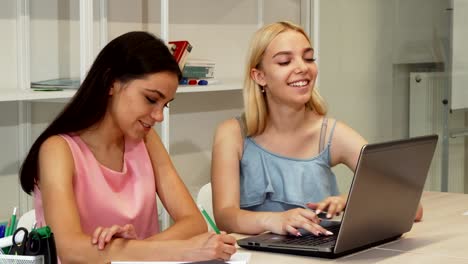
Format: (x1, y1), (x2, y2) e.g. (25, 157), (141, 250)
(168, 40), (192, 71)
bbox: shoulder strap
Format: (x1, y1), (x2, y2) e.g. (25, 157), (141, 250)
(236, 114), (247, 139)
(328, 120), (338, 145)
(318, 117), (328, 152)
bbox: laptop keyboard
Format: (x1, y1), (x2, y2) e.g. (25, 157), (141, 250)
(281, 224), (341, 246)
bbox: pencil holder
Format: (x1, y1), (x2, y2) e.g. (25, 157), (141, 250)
(0, 255), (44, 264)
(26, 231), (57, 264)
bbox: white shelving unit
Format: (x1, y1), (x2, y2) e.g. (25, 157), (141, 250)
(0, 89), (77, 102)
(0, 0), (310, 228)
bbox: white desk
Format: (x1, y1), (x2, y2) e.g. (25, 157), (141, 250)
(234, 192), (468, 263)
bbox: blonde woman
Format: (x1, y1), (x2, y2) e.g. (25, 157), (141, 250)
(211, 21), (422, 237)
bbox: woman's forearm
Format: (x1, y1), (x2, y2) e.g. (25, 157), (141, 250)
(216, 207), (274, 235)
(147, 214), (207, 241)
(58, 233), (187, 263)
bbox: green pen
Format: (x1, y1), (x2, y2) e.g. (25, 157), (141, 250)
(198, 204), (221, 234)
(5, 207), (17, 237)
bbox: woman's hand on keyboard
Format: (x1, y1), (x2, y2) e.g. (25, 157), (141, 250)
(267, 208), (333, 237)
(306, 195), (347, 219)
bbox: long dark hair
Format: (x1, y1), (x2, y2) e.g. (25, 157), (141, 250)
(20, 31), (181, 194)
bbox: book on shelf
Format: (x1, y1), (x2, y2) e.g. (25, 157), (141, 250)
(168, 40), (193, 71)
(182, 59), (216, 79)
(31, 78), (80, 90)
(182, 67), (215, 79)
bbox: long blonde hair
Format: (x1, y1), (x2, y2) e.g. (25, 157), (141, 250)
(243, 21), (327, 136)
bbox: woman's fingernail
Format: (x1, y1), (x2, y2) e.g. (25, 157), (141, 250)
(315, 210), (321, 214)
(296, 232), (302, 237)
(327, 213), (332, 218)
(325, 231), (334, 235)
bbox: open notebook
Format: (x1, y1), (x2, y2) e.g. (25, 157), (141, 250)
(111, 252), (250, 264)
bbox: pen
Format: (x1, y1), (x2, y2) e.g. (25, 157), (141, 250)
(11, 207), (18, 232)
(5, 207), (17, 237)
(197, 204), (221, 234)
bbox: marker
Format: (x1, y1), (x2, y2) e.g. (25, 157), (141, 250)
(197, 204), (221, 234)
(4, 207), (17, 237)
(179, 77), (188, 85)
(0, 225), (5, 238)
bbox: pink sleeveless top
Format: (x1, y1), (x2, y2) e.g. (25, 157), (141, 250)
(34, 134), (159, 239)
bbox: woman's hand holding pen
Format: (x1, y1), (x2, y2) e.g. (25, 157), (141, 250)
(90, 222), (237, 261)
(306, 195), (347, 219)
(265, 208), (332, 237)
(181, 231), (237, 261)
(92, 224), (137, 250)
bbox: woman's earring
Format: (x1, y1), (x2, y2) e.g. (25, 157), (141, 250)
(261, 87), (265, 93)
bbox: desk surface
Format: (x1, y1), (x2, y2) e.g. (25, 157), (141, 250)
(234, 192), (468, 263)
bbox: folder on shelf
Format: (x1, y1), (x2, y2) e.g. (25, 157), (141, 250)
(168, 40), (193, 71)
(31, 78), (80, 90)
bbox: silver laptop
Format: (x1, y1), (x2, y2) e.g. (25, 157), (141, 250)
(237, 135), (438, 258)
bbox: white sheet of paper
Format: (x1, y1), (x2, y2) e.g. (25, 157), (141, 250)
(111, 252), (251, 264)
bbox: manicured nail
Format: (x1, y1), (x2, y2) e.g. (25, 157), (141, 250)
(296, 232), (302, 237)
(327, 213), (332, 218)
(315, 209), (321, 214)
(325, 231), (334, 235)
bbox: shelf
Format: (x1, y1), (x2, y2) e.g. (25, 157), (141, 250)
(0, 89), (77, 102)
(177, 79), (242, 93)
(0, 79), (242, 102)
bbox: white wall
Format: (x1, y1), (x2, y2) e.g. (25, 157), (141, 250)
(0, 102), (20, 221)
(0, 0), (18, 89)
(0, 0), (20, 222)
(452, 0), (468, 110)
(169, 91), (243, 196)
(29, 0), (80, 82)
(319, 0), (397, 191)
(318, 0), (456, 193)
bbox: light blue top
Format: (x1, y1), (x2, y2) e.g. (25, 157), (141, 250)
(239, 120), (340, 212)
